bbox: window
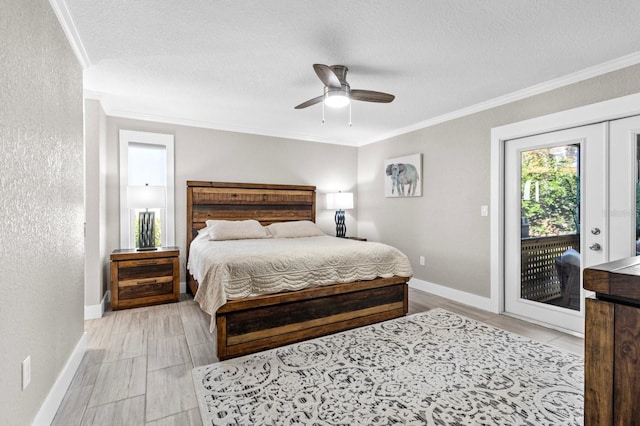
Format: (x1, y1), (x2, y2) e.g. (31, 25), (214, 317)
(119, 130), (175, 249)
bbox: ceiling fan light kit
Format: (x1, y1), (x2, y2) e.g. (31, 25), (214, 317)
(324, 88), (350, 108)
(296, 64), (395, 125)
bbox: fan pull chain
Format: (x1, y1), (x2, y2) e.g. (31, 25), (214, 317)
(349, 103), (352, 126)
(322, 101), (325, 123)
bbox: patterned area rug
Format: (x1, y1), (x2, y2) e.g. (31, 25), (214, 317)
(192, 309), (583, 425)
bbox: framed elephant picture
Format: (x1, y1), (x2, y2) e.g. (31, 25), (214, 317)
(384, 153), (422, 197)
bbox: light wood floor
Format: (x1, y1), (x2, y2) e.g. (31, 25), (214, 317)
(52, 288), (584, 425)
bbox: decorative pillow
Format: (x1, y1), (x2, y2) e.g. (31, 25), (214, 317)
(266, 221), (326, 238)
(208, 220), (271, 241)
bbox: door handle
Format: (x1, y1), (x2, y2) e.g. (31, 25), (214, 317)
(591, 228), (601, 235)
(589, 243), (601, 251)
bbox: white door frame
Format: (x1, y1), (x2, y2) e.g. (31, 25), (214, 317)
(490, 92), (640, 315)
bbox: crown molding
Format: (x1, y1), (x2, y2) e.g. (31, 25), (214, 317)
(48, 0), (90, 68)
(365, 51), (640, 146)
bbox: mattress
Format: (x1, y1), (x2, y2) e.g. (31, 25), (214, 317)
(187, 234), (413, 327)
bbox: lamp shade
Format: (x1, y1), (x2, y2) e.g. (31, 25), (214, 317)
(326, 192), (353, 210)
(127, 185), (166, 209)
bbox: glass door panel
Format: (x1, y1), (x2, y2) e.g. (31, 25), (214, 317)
(520, 145), (580, 311)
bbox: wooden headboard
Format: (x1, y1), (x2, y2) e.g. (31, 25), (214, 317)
(186, 180), (317, 263)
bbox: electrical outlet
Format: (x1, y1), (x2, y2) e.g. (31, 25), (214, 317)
(22, 356), (31, 390)
(480, 205), (489, 217)
(419, 256), (425, 266)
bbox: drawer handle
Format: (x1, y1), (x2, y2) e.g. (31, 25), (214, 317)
(138, 279), (158, 285)
(135, 260), (158, 266)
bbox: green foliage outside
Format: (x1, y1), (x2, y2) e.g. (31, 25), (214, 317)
(521, 146), (579, 237)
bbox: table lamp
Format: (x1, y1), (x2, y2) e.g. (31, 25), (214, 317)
(326, 191), (353, 238)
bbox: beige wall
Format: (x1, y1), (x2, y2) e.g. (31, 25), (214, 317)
(0, 0), (84, 423)
(358, 64), (640, 298)
(101, 116), (358, 275)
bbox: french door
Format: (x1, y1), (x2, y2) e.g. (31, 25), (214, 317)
(505, 117), (640, 333)
(609, 115), (640, 261)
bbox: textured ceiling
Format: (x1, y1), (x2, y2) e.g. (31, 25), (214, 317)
(61, 0), (640, 146)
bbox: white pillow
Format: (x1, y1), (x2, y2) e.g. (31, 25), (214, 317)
(208, 220), (271, 241)
(198, 225), (212, 234)
(195, 220), (221, 237)
(266, 221), (326, 238)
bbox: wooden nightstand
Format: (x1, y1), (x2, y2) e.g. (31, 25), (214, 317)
(110, 247), (180, 310)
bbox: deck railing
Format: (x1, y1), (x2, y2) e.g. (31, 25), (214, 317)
(520, 234), (580, 302)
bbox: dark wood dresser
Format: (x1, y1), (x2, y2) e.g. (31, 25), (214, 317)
(584, 256), (640, 425)
(110, 247), (180, 310)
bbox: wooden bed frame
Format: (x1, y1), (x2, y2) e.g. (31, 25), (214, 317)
(186, 181), (409, 360)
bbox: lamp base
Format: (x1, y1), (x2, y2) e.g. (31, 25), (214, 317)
(335, 209), (346, 238)
(138, 211), (156, 249)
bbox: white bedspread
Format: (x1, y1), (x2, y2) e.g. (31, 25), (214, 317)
(187, 235), (413, 329)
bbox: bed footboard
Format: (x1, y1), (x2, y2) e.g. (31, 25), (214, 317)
(216, 276), (408, 360)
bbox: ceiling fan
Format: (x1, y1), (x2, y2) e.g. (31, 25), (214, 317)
(295, 64), (394, 123)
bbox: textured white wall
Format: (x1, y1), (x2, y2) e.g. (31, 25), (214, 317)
(0, 0), (84, 423)
(358, 64), (640, 298)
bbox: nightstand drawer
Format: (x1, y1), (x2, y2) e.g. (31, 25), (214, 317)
(118, 276), (174, 300)
(118, 258), (174, 281)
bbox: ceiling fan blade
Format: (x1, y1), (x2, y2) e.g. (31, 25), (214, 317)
(350, 90), (395, 103)
(313, 64), (341, 88)
(295, 95), (324, 109)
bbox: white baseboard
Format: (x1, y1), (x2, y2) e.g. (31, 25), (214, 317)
(409, 278), (493, 312)
(32, 332), (87, 426)
(84, 292), (108, 320)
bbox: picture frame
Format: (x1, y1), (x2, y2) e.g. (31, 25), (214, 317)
(384, 153), (422, 197)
